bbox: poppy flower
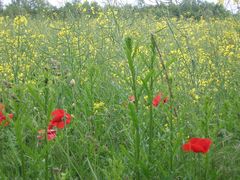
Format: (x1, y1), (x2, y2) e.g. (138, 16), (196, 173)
(128, 95), (135, 103)
(182, 138), (212, 154)
(48, 109), (71, 129)
(0, 111), (14, 126)
(152, 93), (162, 107)
(37, 129), (56, 141)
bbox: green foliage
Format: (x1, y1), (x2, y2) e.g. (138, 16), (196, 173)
(2, 0), (55, 17)
(0, 0), (235, 19)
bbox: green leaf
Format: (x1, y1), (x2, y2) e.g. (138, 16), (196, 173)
(27, 85), (44, 109)
(128, 102), (138, 127)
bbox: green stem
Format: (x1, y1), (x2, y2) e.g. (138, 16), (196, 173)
(148, 36), (155, 168)
(205, 154), (209, 179)
(131, 60), (140, 180)
(151, 34), (176, 172)
(151, 34), (178, 119)
(44, 76), (49, 180)
(170, 115), (173, 172)
(125, 38), (140, 179)
(14, 26), (26, 179)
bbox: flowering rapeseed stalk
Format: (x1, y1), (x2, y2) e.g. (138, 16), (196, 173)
(13, 16), (28, 27)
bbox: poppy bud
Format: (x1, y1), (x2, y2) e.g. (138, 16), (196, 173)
(152, 93), (162, 107)
(128, 95), (135, 103)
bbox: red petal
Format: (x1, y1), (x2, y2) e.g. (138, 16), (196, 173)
(51, 109), (65, 116)
(49, 120), (58, 127)
(8, 114), (14, 119)
(48, 124), (54, 130)
(47, 129), (56, 140)
(152, 94), (161, 107)
(200, 139), (212, 153)
(50, 109), (71, 129)
(57, 121), (65, 129)
(65, 114), (71, 124)
(0, 112), (6, 121)
(182, 143), (191, 152)
(51, 109), (65, 122)
(188, 138), (201, 144)
(51, 115), (63, 122)
(186, 138), (212, 153)
(191, 144), (205, 153)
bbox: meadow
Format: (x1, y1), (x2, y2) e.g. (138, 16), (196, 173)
(0, 8), (240, 179)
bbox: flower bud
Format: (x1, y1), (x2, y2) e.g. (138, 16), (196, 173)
(70, 79), (76, 86)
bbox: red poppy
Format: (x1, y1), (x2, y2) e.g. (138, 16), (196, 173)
(37, 129), (56, 141)
(8, 113), (14, 119)
(152, 93), (162, 107)
(48, 109), (71, 129)
(0, 111), (13, 126)
(128, 95), (135, 103)
(182, 138), (212, 154)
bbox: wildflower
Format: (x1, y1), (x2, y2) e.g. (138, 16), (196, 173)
(48, 109), (71, 129)
(152, 93), (162, 107)
(8, 113), (14, 119)
(128, 95), (135, 103)
(13, 15), (28, 26)
(144, 95), (148, 102)
(0, 112), (13, 126)
(93, 102), (105, 111)
(37, 129), (56, 141)
(190, 88), (200, 101)
(182, 138), (212, 154)
(58, 27), (70, 37)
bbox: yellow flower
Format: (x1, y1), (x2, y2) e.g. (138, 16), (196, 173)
(190, 88), (200, 101)
(144, 95), (148, 101)
(93, 102), (105, 111)
(14, 16), (28, 27)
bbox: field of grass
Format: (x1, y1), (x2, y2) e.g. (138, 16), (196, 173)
(0, 10), (240, 179)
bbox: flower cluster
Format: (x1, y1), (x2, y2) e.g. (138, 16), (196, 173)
(128, 92), (168, 107)
(93, 101), (105, 112)
(13, 15), (28, 27)
(38, 109), (71, 141)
